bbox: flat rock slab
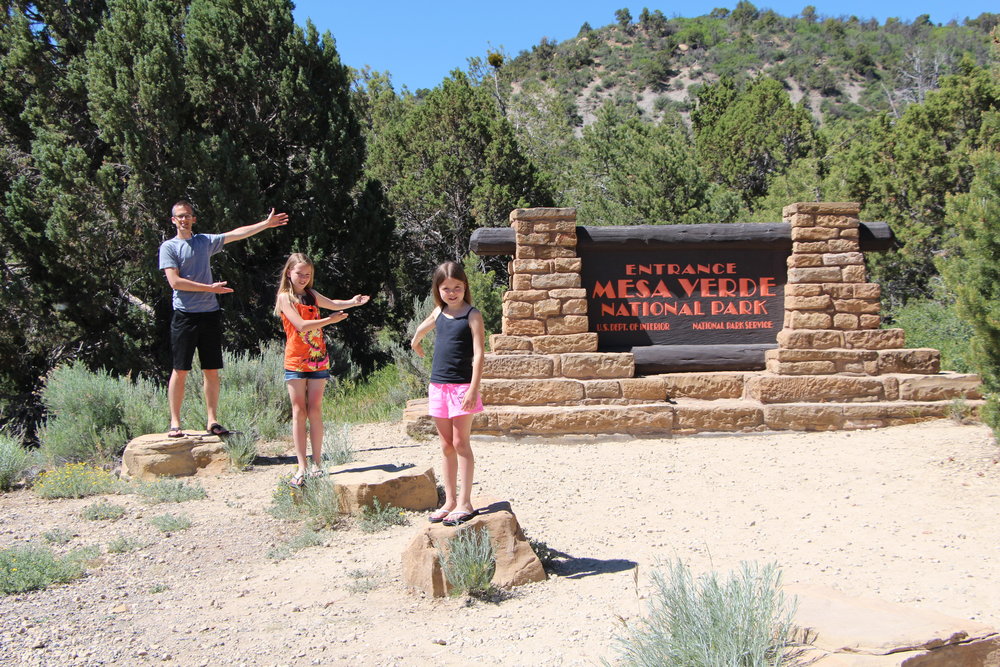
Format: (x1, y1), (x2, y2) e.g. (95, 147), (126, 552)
(120, 433), (229, 481)
(331, 462), (437, 515)
(401, 496), (546, 597)
(789, 584), (1000, 666)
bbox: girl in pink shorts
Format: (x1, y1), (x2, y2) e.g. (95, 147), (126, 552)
(410, 261), (484, 526)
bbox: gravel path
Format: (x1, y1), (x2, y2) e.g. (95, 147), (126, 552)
(1, 419), (998, 666)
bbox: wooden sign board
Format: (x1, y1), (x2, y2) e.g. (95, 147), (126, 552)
(579, 247), (786, 350)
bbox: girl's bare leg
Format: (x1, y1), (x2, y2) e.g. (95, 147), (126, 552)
(450, 414), (475, 513)
(286, 379), (309, 475)
(434, 417), (458, 513)
(306, 378), (327, 467)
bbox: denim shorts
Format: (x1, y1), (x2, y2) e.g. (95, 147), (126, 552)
(284, 369), (331, 381)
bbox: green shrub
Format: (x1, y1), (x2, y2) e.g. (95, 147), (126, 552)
(269, 475), (342, 528)
(438, 527), (496, 598)
(148, 513), (192, 533)
(38, 363), (166, 464)
(0, 432), (35, 491)
(889, 293), (975, 372)
(80, 501), (127, 521)
(38, 343), (289, 466)
(358, 498), (408, 533)
(345, 567), (380, 593)
(181, 342), (289, 441)
(0, 544), (86, 595)
(223, 429), (259, 471)
(463, 253), (505, 338)
(34, 463), (124, 499)
(387, 296), (436, 406)
(321, 423), (354, 466)
(938, 151), (1000, 439)
(107, 536), (145, 553)
(41, 528), (75, 545)
(610, 559), (797, 667)
(268, 478), (301, 521)
(324, 365), (404, 424)
(266, 527), (328, 561)
(136, 478), (206, 504)
(297, 476), (342, 528)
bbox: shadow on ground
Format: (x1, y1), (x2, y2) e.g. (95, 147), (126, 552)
(547, 555), (637, 579)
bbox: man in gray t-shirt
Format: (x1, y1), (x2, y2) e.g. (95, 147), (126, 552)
(158, 200), (288, 437)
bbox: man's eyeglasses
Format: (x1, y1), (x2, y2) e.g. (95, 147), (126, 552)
(173, 214), (194, 220)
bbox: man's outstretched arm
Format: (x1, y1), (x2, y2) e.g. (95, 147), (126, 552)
(163, 268), (233, 294)
(223, 208), (288, 244)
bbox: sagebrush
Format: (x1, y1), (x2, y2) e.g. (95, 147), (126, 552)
(438, 526), (496, 598)
(610, 559), (797, 667)
(0, 432), (35, 491)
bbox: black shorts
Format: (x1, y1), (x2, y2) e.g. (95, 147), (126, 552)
(170, 310), (224, 371)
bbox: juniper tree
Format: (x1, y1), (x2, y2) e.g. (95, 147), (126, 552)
(939, 144), (1000, 436)
(363, 70), (552, 304)
(826, 58), (1000, 302)
(0, 0), (387, 431)
(692, 75), (816, 207)
(573, 101), (741, 225)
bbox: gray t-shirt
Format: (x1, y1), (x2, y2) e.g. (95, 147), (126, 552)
(158, 234), (226, 312)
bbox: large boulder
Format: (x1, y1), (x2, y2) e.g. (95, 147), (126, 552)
(331, 462), (437, 515)
(120, 433), (229, 481)
(789, 584), (1000, 666)
(401, 496), (547, 597)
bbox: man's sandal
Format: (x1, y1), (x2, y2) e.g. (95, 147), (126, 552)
(167, 426), (185, 438)
(288, 473), (305, 489)
(307, 468), (326, 479)
(207, 423), (231, 436)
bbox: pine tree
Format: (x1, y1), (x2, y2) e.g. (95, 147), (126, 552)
(939, 141), (1000, 437)
(574, 101), (741, 225)
(827, 59), (1000, 302)
(692, 76), (816, 206)
(364, 70), (552, 301)
(0, 0), (384, 430)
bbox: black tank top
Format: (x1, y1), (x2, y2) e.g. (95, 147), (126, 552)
(430, 307), (477, 384)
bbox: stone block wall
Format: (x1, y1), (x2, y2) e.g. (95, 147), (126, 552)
(403, 203), (981, 437)
(492, 207), (597, 355)
(766, 202), (940, 377)
(483, 208), (640, 406)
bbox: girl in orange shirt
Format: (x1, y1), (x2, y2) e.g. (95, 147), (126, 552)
(275, 253), (369, 487)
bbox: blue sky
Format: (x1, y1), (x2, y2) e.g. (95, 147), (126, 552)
(291, 1), (995, 91)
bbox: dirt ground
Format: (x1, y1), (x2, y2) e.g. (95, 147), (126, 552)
(1, 419), (999, 666)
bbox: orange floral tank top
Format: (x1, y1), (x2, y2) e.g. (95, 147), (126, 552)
(280, 291), (330, 372)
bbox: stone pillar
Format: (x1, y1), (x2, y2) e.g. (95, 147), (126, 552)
(491, 207), (599, 355)
(768, 202), (936, 376)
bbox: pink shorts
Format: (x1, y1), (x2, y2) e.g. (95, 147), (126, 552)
(428, 383), (484, 419)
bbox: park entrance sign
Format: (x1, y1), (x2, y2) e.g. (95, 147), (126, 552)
(403, 203), (981, 438)
(470, 217), (893, 372)
(582, 244), (784, 347)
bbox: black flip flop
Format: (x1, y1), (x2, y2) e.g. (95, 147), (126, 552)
(442, 509), (479, 527)
(167, 426), (185, 438)
(207, 423), (231, 436)
(428, 509), (451, 523)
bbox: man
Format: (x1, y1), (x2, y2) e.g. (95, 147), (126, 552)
(158, 200), (288, 437)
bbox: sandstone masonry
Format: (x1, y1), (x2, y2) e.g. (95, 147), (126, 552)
(404, 204), (982, 437)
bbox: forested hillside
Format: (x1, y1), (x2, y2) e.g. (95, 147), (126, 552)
(2, 1), (999, 437)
